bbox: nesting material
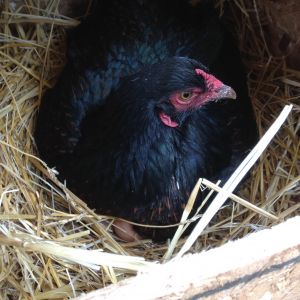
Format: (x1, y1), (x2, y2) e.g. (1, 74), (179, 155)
(0, 0), (299, 299)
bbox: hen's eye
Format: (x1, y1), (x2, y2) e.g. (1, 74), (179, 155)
(180, 91), (192, 100)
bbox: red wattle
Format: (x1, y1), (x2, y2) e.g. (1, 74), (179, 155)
(159, 112), (179, 128)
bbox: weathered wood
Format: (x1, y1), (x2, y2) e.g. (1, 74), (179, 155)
(74, 217), (300, 300)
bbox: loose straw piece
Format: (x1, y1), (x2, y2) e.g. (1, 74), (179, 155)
(200, 178), (278, 221)
(0, 232), (154, 272)
(176, 104), (293, 258)
(163, 179), (202, 261)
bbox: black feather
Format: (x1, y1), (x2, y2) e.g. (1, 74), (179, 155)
(35, 0), (257, 240)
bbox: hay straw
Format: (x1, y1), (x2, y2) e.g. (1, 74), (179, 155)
(0, 231), (153, 272)
(0, 0), (299, 298)
(163, 179), (202, 261)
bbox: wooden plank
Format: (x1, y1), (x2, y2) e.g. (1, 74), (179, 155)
(74, 217), (300, 300)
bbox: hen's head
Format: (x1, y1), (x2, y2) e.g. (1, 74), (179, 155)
(110, 57), (236, 128)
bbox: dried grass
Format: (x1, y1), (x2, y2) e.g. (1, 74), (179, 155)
(0, 0), (299, 299)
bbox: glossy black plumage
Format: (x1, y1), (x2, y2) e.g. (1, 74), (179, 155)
(35, 0), (257, 240)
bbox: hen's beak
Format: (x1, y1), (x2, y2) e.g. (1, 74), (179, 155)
(213, 84), (237, 101)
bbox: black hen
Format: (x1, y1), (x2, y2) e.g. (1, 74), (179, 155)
(35, 0), (257, 241)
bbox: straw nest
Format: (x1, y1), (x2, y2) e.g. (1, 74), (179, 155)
(0, 0), (299, 299)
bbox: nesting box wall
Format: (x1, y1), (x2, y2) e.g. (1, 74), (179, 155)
(262, 0), (300, 70)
